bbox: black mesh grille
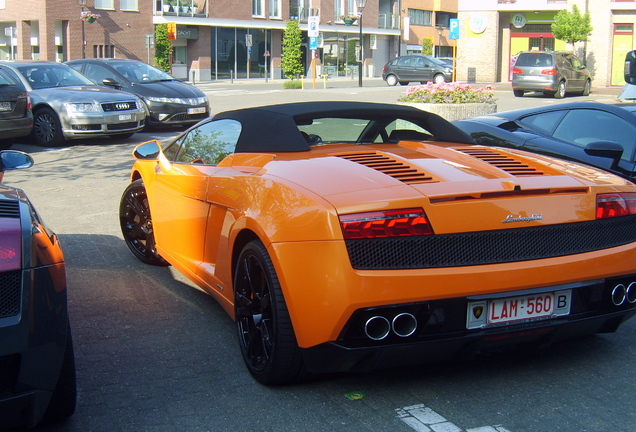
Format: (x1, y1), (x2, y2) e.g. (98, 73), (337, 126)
(0, 201), (19, 218)
(0, 354), (19, 394)
(107, 122), (139, 131)
(168, 112), (208, 122)
(0, 271), (21, 318)
(345, 215), (636, 270)
(101, 101), (138, 112)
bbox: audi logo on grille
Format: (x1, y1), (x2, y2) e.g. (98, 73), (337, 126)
(115, 102), (130, 110)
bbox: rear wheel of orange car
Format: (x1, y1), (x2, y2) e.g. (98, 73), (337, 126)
(234, 240), (305, 385)
(119, 179), (169, 266)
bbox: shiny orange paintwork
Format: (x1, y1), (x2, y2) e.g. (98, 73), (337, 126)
(131, 139), (636, 348)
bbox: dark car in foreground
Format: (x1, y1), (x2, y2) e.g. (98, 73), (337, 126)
(382, 55), (452, 86)
(512, 50), (591, 99)
(121, 101), (636, 385)
(453, 101), (636, 181)
(66, 58), (209, 128)
(0, 65), (32, 149)
(0, 61), (146, 146)
(0, 150), (75, 429)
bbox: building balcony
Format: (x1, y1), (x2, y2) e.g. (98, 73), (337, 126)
(155, 0), (207, 17)
(379, 13), (399, 29)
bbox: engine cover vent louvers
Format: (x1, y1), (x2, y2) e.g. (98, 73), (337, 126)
(335, 152), (437, 185)
(0, 201), (19, 219)
(456, 147), (546, 176)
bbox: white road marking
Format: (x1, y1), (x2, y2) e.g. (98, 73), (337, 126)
(396, 404), (512, 432)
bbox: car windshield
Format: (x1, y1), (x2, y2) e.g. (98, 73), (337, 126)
(109, 61), (175, 83)
(17, 64), (95, 89)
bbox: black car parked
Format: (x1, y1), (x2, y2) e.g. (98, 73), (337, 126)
(0, 150), (75, 429)
(66, 58), (209, 128)
(453, 101), (636, 181)
(0, 65), (32, 149)
(382, 55), (452, 86)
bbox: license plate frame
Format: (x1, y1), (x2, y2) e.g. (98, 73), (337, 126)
(0, 102), (11, 112)
(119, 114), (132, 121)
(187, 107), (206, 115)
(466, 289), (572, 329)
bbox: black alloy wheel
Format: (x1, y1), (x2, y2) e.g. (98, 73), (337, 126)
(32, 107), (64, 147)
(119, 179), (168, 266)
(234, 240), (305, 385)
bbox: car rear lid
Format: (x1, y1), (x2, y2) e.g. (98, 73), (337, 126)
(0, 68), (30, 121)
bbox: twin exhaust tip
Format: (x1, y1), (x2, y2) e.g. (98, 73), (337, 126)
(364, 313), (418, 340)
(612, 282), (636, 306)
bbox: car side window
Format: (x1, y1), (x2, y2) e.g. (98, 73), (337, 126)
(552, 109), (636, 160)
(397, 57), (412, 66)
(84, 64), (115, 85)
(518, 111), (567, 135)
(169, 119), (242, 165)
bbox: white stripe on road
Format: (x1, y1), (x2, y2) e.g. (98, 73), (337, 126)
(396, 404), (512, 432)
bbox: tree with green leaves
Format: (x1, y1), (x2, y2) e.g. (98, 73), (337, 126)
(421, 37), (433, 56)
(551, 5), (593, 53)
(154, 24), (172, 72)
(281, 20), (304, 80)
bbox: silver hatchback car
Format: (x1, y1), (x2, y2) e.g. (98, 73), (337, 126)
(0, 61), (146, 146)
(512, 51), (591, 99)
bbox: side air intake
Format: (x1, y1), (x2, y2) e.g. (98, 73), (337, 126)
(334, 152), (437, 185)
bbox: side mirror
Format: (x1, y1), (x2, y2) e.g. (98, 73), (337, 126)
(625, 50), (636, 84)
(0, 150), (34, 171)
(584, 141), (624, 168)
(102, 77), (122, 89)
(133, 140), (161, 160)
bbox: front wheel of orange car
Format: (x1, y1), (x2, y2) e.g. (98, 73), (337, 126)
(234, 240), (305, 385)
(119, 179), (169, 266)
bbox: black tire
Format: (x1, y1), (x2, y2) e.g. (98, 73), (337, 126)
(119, 179), (169, 266)
(32, 107), (65, 147)
(554, 81), (566, 99)
(42, 322), (76, 424)
(234, 240), (305, 385)
(582, 79), (591, 96)
(385, 74), (399, 86)
(513, 90), (524, 97)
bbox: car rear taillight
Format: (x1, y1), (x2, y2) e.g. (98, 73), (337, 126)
(339, 208), (433, 239)
(26, 92), (32, 112)
(596, 193), (636, 219)
(512, 68), (522, 75)
(0, 219), (21, 272)
(541, 69), (558, 75)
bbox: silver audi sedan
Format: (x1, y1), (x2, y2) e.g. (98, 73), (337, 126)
(0, 61), (146, 146)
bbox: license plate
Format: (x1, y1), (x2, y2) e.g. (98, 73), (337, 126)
(0, 102), (11, 112)
(119, 114), (132, 121)
(466, 290), (571, 329)
(187, 107), (206, 115)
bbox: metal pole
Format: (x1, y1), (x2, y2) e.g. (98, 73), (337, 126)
(358, 14), (363, 87)
(81, 7), (86, 58)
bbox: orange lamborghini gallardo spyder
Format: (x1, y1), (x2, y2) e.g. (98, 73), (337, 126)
(120, 102), (636, 384)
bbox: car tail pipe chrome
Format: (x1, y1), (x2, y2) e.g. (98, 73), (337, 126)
(364, 316), (391, 340)
(392, 313), (418, 337)
(611, 283), (636, 306)
(364, 313), (418, 340)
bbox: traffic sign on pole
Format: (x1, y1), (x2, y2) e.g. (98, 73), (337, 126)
(449, 18), (460, 40)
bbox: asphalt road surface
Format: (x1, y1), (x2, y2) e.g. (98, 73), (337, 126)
(5, 80), (634, 432)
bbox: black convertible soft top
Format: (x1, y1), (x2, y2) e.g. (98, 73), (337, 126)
(212, 101), (475, 153)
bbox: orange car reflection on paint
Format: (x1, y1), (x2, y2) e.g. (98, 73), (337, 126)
(120, 102), (636, 385)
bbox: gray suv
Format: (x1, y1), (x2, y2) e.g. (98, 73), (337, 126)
(512, 51), (591, 99)
(382, 55), (452, 86)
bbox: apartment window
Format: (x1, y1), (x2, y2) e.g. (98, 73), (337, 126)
(252, 0), (264, 17)
(95, 0), (114, 9)
(93, 45), (115, 58)
(408, 9), (432, 27)
(270, 0), (281, 18)
(347, 0), (356, 16)
(334, 0), (344, 19)
(120, 0), (138, 11)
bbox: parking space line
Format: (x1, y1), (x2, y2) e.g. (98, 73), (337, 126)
(396, 404), (512, 432)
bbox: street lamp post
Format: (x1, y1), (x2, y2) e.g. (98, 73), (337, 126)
(78, 0), (86, 58)
(355, 0), (367, 87)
